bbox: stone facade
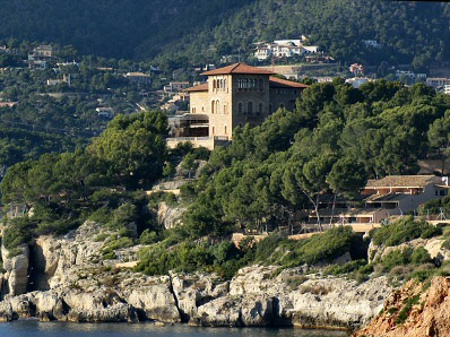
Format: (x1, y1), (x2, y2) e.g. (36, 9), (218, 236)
(181, 63), (308, 145)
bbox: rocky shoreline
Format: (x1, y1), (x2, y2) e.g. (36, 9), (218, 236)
(0, 222), (392, 330)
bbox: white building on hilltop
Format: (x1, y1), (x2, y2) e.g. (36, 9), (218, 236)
(254, 39), (320, 61)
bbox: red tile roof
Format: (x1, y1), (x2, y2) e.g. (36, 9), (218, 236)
(185, 83), (208, 92)
(269, 76), (309, 89)
(201, 63), (275, 76)
(365, 175), (439, 189)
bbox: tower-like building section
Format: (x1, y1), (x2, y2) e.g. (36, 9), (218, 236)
(168, 63), (308, 149)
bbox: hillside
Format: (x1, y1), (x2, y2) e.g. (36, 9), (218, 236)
(0, 0), (254, 59)
(1, 0), (450, 71)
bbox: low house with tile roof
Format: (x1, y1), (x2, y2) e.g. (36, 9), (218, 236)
(167, 63), (308, 150)
(310, 175), (449, 226)
(363, 175), (449, 214)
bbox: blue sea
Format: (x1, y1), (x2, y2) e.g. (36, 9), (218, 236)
(0, 320), (348, 337)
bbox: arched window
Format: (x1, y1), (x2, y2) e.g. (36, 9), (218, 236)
(248, 102), (253, 114)
(258, 103), (263, 115)
(238, 78), (243, 89)
(211, 100), (216, 114)
(238, 102), (243, 114)
(224, 125), (227, 135)
(216, 100), (220, 113)
(244, 78), (248, 89)
(220, 79), (224, 89)
(224, 79), (227, 91)
(213, 80), (216, 89)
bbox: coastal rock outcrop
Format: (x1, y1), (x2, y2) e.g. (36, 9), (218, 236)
(368, 237), (450, 264)
(170, 272), (229, 322)
(354, 276), (450, 337)
(1, 245), (29, 296)
(124, 276), (181, 322)
(0, 221), (393, 329)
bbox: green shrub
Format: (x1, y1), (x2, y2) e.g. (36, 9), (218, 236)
(324, 259), (368, 276)
(396, 294), (420, 325)
(103, 251), (117, 260)
(94, 233), (109, 242)
(372, 217), (442, 247)
(410, 263), (435, 282)
(193, 146), (210, 160)
(418, 199), (442, 216)
(441, 238), (450, 250)
(179, 183), (198, 201)
(437, 260), (450, 276)
(381, 248), (413, 271)
(89, 207), (112, 224)
(286, 275), (308, 290)
(2, 216), (35, 251)
(102, 236), (134, 258)
(139, 229), (161, 245)
(254, 234), (284, 262)
(388, 307), (398, 314)
(254, 226), (357, 269)
(411, 246), (432, 265)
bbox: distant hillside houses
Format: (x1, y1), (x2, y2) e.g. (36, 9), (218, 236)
(254, 38), (320, 61)
(362, 39), (383, 49)
(425, 77), (450, 95)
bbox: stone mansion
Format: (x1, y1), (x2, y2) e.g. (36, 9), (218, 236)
(167, 63), (308, 150)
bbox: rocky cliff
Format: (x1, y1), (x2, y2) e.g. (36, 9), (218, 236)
(0, 221), (392, 329)
(354, 276), (450, 337)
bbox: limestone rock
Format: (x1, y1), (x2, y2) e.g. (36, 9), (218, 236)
(282, 277), (389, 330)
(1, 245), (29, 296)
(197, 296), (242, 327)
(32, 237), (61, 290)
(170, 272), (228, 322)
(157, 202), (187, 229)
(33, 291), (67, 320)
(124, 276), (180, 322)
(0, 301), (14, 321)
(8, 294), (34, 318)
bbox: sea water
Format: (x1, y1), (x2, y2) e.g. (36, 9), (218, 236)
(0, 320), (348, 337)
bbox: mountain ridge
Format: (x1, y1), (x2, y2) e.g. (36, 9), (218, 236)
(1, 0), (450, 71)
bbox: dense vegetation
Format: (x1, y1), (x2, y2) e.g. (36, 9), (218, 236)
(134, 226), (365, 279)
(1, 0), (449, 73)
(0, 51), (163, 170)
(161, 0), (450, 71)
(0, 0), (253, 60)
(1, 110), (168, 253)
(179, 80), (450, 235)
(372, 216), (442, 247)
(2, 79), (450, 279)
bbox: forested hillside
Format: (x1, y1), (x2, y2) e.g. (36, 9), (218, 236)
(162, 0), (450, 70)
(2, 80), (450, 278)
(0, 0), (254, 59)
(1, 0), (449, 71)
